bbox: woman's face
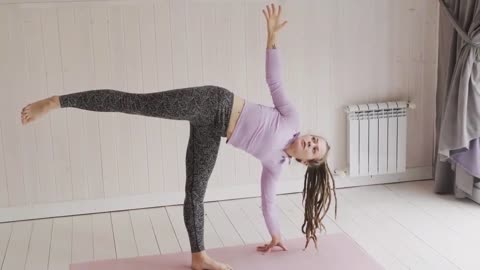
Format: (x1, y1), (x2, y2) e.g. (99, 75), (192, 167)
(291, 134), (327, 164)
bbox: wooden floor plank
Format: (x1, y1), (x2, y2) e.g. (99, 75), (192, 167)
(220, 200), (264, 245)
(0, 223), (12, 270)
(130, 209), (160, 256)
(204, 202), (244, 247)
(71, 215), (93, 265)
(147, 207), (181, 254)
(48, 217), (72, 270)
(2, 221), (31, 270)
(92, 213), (116, 261)
(25, 219), (52, 270)
(165, 205), (191, 252)
(111, 211), (138, 259)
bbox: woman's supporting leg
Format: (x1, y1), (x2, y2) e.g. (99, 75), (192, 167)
(184, 123), (221, 252)
(58, 86), (224, 124)
(185, 123), (233, 270)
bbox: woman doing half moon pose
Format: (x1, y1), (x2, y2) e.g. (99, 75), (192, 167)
(20, 3), (337, 270)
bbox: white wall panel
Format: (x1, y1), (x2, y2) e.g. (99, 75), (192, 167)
(0, 0), (439, 214)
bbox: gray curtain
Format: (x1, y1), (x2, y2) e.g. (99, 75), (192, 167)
(434, 0), (480, 194)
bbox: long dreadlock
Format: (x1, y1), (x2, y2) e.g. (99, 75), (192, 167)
(296, 138), (337, 250)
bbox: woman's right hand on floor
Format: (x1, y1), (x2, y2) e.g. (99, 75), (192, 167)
(256, 235), (288, 253)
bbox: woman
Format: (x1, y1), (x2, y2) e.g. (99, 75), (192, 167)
(21, 3), (337, 270)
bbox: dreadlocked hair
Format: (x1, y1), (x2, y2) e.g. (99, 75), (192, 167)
(297, 139), (337, 250)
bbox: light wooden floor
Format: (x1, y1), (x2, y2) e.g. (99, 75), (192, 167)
(0, 180), (479, 270)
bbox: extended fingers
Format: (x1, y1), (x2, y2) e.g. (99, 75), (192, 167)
(256, 244), (268, 251)
(256, 243), (273, 253)
(258, 246), (271, 253)
(266, 3), (280, 17)
(264, 3), (283, 19)
(271, 3), (282, 17)
(257, 242), (289, 253)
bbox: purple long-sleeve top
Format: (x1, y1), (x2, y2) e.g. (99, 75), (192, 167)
(226, 48), (301, 237)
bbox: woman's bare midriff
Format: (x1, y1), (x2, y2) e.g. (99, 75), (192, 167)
(226, 94), (245, 141)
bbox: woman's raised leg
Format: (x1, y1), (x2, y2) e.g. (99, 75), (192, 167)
(59, 86), (221, 121)
(21, 85), (227, 125)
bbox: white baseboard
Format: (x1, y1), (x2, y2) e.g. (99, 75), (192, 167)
(0, 166), (432, 223)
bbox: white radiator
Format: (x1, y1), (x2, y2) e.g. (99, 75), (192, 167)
(345, 101), (415, 177)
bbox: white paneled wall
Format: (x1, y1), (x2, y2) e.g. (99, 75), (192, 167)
(0, 0), (438, 211)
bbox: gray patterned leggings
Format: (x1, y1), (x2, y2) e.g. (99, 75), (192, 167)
(58, 85), (234, 253)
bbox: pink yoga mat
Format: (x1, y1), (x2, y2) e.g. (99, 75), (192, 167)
(70, 233), (383, 270)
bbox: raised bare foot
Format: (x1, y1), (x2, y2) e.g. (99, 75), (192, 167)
(21, 96), (59, 125)
(191, 255), (233, 270)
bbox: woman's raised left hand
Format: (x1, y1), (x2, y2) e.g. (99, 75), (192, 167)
(262, 3), (288, 36)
